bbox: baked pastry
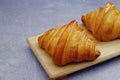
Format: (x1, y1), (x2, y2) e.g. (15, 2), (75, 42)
(38, 20), (100, 66)
(82, 2), (120, 41)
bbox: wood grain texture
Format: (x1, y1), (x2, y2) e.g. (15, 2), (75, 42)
(27, 26), (120, 79)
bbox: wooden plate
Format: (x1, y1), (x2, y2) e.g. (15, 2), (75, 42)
(27, 25), (120, 79)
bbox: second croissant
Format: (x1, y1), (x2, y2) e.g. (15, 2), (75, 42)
(82, 2), (120, 41)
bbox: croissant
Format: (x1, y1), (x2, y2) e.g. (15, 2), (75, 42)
(82, 2), (120, 41)
(38, 20), (100, 66)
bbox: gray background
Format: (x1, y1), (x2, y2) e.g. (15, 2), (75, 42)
(0, 0), (120, 80)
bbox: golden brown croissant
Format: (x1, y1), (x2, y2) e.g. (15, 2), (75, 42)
(82, 2), (120, 41)
(38, 20), (100, 66)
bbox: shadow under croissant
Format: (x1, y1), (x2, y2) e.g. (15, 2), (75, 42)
(53, 53), (100, 66)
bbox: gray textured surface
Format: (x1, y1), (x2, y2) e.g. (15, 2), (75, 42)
(0, 0), (120, 80)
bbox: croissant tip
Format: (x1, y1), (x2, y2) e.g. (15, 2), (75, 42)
(81, 15), (84, 20)
(81, 16), (85, 24)
(96, 50), (100, 58)
(107, 1), (113, 5)
(38, 36), (41, 42)
(70, 20), (77, 24)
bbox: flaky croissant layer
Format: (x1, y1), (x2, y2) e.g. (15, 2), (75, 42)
(38, 20), (100, 66)
(82, 2), (120, 41)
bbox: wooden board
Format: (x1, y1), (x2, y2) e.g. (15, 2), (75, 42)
(27, 29), (120, 79)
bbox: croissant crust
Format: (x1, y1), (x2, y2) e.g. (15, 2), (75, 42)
(82, 2), (120, 41)
(38, 20), (100, 66)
